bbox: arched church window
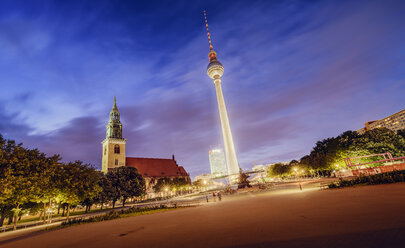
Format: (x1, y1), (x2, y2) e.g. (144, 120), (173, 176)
(114, 144), (120, 154)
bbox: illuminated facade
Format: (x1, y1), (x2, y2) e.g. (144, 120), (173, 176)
(357, 109), (405, 134)
(204, 11), (240, 176)
(209, 148), (227, 176)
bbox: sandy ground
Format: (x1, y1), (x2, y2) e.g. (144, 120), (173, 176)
(1, 183), (404, 248)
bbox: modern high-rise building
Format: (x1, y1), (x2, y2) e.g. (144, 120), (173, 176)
(209, 148), (227, 176)
(204, 11), (240, 176)
(357, 109), (405, 134)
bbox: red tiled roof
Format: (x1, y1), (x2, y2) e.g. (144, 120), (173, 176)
(178, 166), (188, 176)
(126, 157), (188, 178)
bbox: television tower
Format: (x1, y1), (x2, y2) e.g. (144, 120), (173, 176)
(204, 11), (240, 176)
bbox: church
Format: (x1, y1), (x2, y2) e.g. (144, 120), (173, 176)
(101, 97), (191, 193)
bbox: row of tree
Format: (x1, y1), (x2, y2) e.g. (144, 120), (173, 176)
(152, 177), (189, 194)
(268, 128), (405, 177)
(0, 134), (145, 229)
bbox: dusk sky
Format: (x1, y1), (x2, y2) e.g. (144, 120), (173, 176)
(0, 0), (404, 178)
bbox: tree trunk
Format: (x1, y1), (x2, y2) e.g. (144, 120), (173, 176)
(13, 204), (20, 231)
(66, 204), (71, 220)
(100, 204), (103, 210)
(43, 202), (47, 224)
(0, 214), (5, 227)
(57, 204), (61, 214)
(7, 216), (13, 225)
(47, 199), (52, 224)
(38, 211), (43, 221)
(112, 200), (116, 209)
(62, 205), (65, 217)
(122, 198), (126, 207)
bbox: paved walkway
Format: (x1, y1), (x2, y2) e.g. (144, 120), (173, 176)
(1, 183), (404, 248)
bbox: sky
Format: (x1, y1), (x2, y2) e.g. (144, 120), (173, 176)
(0, 0), (404, 178)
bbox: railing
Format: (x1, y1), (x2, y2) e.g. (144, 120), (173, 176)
(344, 152), (397, 167)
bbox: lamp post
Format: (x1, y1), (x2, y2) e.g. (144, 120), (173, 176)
(294, 167), (302, 191)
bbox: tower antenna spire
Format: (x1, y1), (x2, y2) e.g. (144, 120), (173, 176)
(204, 10), (213, 51)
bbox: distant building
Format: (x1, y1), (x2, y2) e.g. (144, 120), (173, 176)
(194, 174), (213, 182)
(357, 109), (405, 134)
(101, 97), (191, 195)
(209, 148), (227, 177)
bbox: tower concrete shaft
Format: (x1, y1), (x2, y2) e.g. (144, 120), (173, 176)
(213, 78), (240, 175)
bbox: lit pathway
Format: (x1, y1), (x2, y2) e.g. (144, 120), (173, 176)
(1, 183), (404, 247)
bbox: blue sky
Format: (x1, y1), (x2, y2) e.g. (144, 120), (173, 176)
(0, 0), (404, 178)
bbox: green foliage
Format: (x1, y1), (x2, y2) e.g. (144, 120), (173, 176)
(152, 177), (189, 193)
(328, 170), (405, 189)
(299, 128), (405, 171)
(105, 167), (145, 207)
(397, 129), (405, 139)
(268, 163), (292, 177)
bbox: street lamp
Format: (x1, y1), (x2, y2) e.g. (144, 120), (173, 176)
(293, 167), (302, 191)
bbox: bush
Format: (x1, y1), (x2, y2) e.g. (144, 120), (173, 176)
(61, 205), (171, 227)
(328, 170), (405, 189)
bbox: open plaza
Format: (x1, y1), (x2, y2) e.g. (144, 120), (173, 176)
(1, 182), (405, 248)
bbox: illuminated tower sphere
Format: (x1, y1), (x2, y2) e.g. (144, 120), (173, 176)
(204, 11), (240, 176)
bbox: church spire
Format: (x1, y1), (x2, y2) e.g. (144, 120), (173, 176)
(113, 96), (118, 110)
(106, 97), (122, 139)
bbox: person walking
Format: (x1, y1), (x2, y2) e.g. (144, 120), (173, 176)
(212, 192), (216, 202)
(218, 192), (222, 201)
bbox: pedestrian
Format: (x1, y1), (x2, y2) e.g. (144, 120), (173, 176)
(206, 196), (209, 202)
(212, 192), (216, 202)
(218, 192), (222, 201)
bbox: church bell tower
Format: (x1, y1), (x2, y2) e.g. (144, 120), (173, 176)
(101, 97), (126, 173)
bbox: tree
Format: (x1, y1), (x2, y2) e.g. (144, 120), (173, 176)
(171, 178), (189, 195)
(56, 161), (101, 220)
(268, 163), (292, 177)
(115, 167), (145, 206)
(31, 153), (61, 224)
(192, 179), (203, 192)
(1, 140), (38, 230)
(152, 177), (172, 193)
(106, 167), (145, 207)
(296, 128), (405, 173)
(95, 175), (113, 210)
(397, 129), (405, 139)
